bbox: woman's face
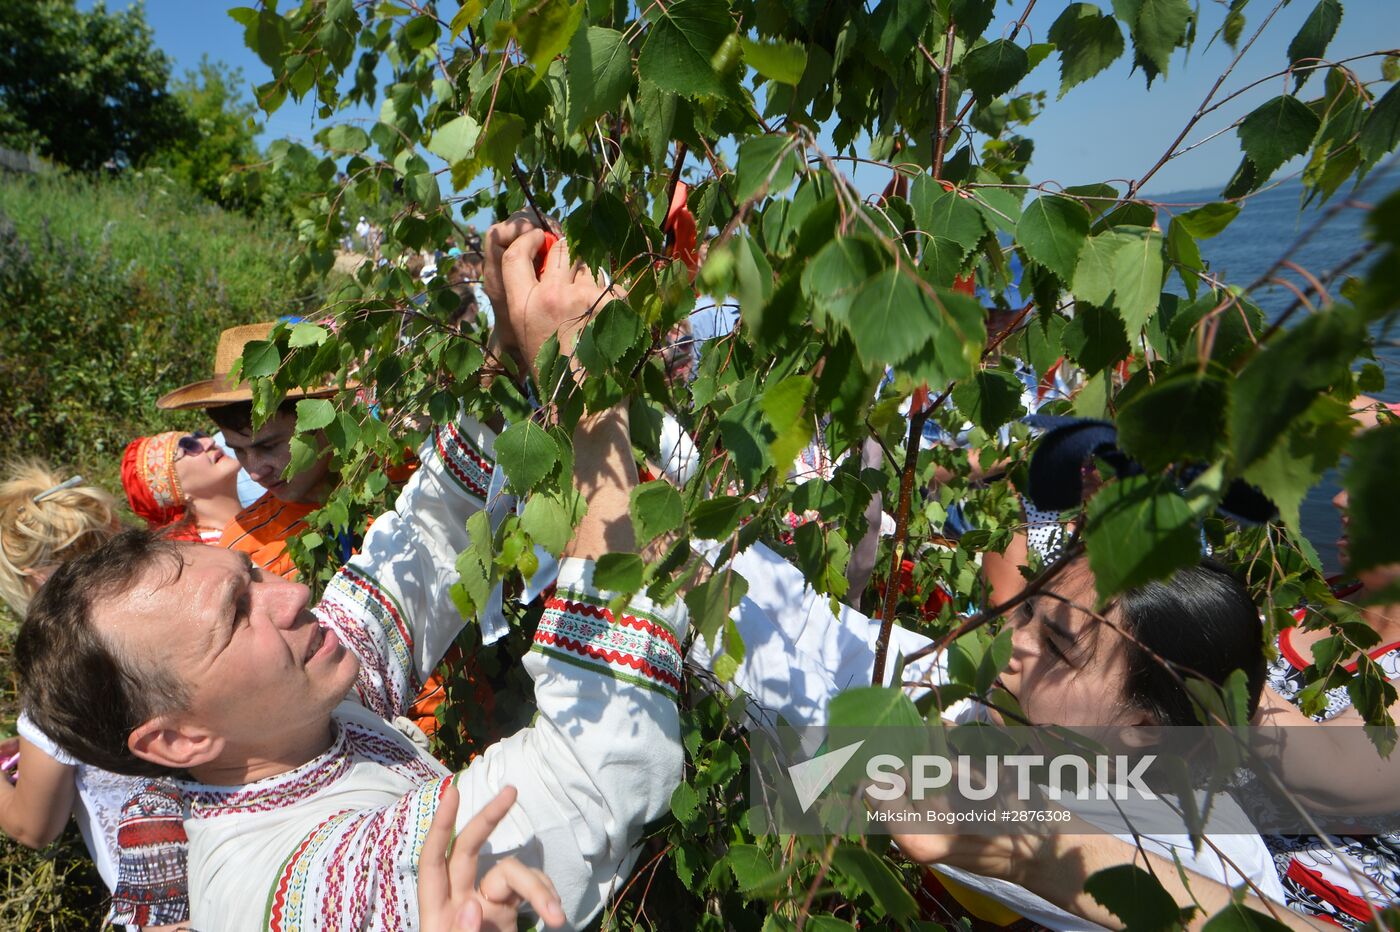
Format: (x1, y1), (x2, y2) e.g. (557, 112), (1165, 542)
(173, 434), (240, 506)
(997, 563), (1147, 727)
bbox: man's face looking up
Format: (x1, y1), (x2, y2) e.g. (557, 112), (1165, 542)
(102, 545), (361, 774)
(220, 410), (335, 505)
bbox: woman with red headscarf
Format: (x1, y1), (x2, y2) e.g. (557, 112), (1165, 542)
(120, 431), (241, 543)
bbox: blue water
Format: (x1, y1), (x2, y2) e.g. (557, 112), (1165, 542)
(1156, 172), (1400, 571)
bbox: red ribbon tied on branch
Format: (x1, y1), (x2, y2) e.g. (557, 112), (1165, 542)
(662, 180), (699, 279)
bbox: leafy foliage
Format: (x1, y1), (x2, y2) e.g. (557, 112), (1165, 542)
(1048, 4), (1126, 97)
(153, 57), (265, 209)
(1344, 423), (1400, 574)
(167, 0), (1400, 926)
(1286, 0), (1343, 90)
(1084, 864), (1194, 930)
(1224, 96), (1323, 197)
(0, 172), (304, 495)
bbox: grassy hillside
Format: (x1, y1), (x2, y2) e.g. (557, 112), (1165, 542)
(0, 168), (313, 928)
(0, 168), (312, 499)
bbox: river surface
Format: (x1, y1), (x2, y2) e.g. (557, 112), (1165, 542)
(1158, 172), (1400, 571)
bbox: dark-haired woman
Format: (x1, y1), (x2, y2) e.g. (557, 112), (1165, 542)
(686, 533), (1299, 928)
(894, 548), (1300, 930)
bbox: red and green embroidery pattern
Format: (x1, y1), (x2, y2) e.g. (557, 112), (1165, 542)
(264, 775), (452, 931)
(532, 590), (683, 698)
(322, 565), (416, 717)
(434, 421), (491, 500)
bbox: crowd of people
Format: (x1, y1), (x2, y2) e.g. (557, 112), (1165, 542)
(0, 214), (1394, 931)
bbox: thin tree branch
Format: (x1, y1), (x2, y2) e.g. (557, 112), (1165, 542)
(511, 161), (550, 229)
(871, 401), (934, 686)
(1272, 242), (1378, 324)
(899, 537), (1085, 670)
(1126, 0), (1289, 198)
(794, 836), (839, 932)
(933, 23), (956, 177)
(871, 379), (956, 685)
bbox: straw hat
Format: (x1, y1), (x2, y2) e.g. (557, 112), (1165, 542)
(156, 322), (338, 411)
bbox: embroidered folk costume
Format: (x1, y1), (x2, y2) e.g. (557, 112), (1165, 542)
(121, 415), (685, 931)
(14, 712), (147, 900)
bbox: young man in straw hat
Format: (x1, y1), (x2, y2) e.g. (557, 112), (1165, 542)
(19, 219), (685, 930)
(156, 322), (340, 580)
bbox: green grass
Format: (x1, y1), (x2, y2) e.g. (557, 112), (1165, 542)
(0, 168), (321, 927)
(0, 168), (313, 495)
(0, 835), (105, 932)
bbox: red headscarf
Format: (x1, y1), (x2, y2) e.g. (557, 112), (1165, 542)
(120, 432), (189, 532)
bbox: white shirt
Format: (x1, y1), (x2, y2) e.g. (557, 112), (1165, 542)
(472, 283), (495, 328)
(659, 413), (700, 486)
(16, 711), (143, 897)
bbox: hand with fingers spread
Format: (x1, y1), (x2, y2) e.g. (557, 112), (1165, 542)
(500, 229), (621, 383)
(418, 783), (566, 932)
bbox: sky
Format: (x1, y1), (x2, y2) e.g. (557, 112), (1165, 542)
(85, 0), (1396, 198)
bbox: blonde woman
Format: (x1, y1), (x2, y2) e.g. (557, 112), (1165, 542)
(0, 462), (182, 929)
(0, 460), (118, 615)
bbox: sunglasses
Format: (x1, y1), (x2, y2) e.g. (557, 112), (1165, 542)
(173, 431), (209, 460)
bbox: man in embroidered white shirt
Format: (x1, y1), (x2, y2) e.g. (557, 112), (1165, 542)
(16, 223), (687, 931)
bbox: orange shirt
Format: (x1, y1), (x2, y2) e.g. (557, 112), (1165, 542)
(217, 491), (318, 581)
